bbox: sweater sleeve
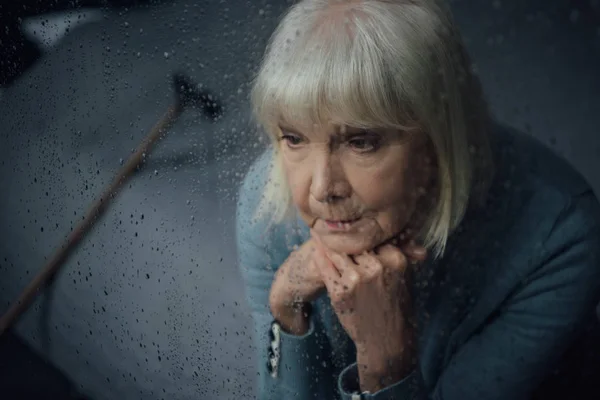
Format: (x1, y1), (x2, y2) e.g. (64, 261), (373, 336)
(235, 150), (336, 400)
(337, 190), (600, 400)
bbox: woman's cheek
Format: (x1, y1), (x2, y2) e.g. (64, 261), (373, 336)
(286, 168), (311, 211)
(357, 169), (406, 208)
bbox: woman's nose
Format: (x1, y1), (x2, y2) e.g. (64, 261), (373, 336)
(310, 154), (351, 203)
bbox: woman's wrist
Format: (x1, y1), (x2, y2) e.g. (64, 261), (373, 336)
(356, 355), (415, 393)
(355, 333), (417, 392)
(270, 301), (311, 335)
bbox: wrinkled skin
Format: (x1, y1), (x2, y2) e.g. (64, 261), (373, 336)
(277, 122), (436, 254)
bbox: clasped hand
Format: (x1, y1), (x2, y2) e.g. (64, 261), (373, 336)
(311, 229), (427, 390)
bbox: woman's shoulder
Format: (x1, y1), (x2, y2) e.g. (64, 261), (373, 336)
(489, 122), (593, 201)
(432, 124), (600, 348)
(455, 121), (600, 271)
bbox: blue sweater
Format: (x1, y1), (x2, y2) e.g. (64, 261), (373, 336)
(235, 123), (600, 400)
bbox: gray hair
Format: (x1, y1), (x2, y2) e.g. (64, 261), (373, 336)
(250, 0), (493, 258)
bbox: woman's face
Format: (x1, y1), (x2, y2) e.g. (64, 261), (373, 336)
(278, 122), (435, 255)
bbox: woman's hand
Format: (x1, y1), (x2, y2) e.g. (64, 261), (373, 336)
(311, 230), (427, 392)
(269, 238), (325, 335)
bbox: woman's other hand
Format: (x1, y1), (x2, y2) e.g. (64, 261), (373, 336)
(269, 238), (325, 335)
(312, 230), (427, 392)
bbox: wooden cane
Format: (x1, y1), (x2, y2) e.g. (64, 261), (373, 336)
(0, 73), (222, 336)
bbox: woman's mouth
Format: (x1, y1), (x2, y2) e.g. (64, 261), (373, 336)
(324, 218), (361, 231)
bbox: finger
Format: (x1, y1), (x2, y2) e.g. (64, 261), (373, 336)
(352, 252), (383, 280)
(400, 240), (428, 263)
(311, 233), (353, 275)
(310, 230), (330, 259)
(326, 251), (356, 275)
(315, 247), (361, 296)
(313, 244), (341, 286)
(310, 228), (325, 247)
(375, 244), (408, 271)
(313, 248), (355, 308)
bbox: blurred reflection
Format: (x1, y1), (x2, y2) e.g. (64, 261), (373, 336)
(236, 1), (600, 399)
(0, 0), (158, 86)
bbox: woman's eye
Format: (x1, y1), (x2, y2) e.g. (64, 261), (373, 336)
(348, 136), (380, 152)
(280, 134), (303, 147)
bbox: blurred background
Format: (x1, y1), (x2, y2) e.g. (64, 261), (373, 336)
(0, 0), (599, 399)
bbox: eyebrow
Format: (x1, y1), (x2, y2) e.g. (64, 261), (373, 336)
(278, 124), (381, 135)
(278, 124), (301, 133)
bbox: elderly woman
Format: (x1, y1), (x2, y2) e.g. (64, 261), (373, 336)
(235, 0), (600, 399)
